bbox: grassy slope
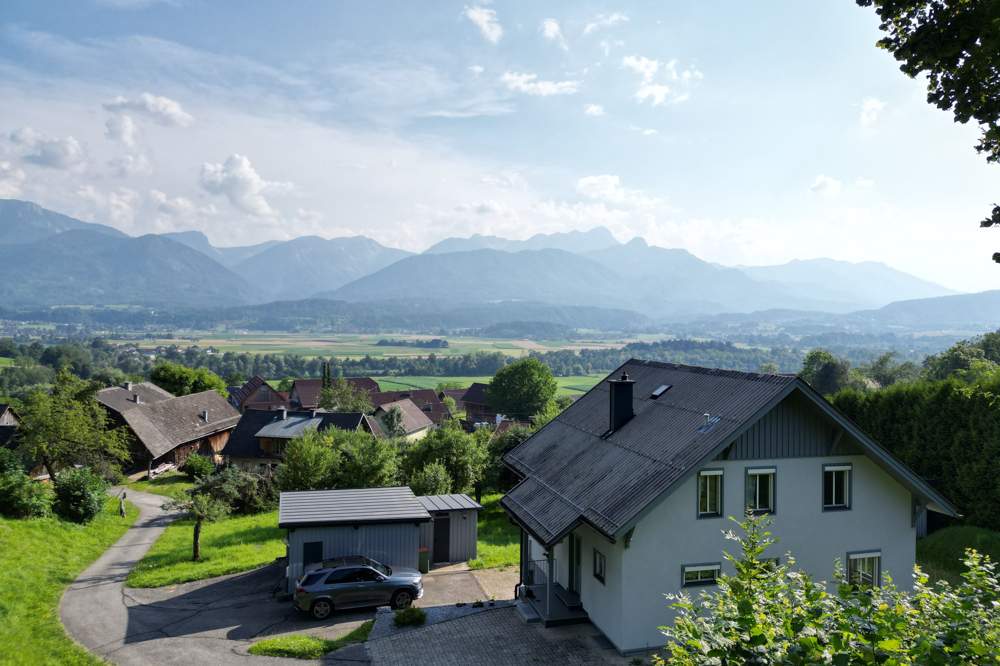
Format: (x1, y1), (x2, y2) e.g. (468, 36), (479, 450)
(0, 498), (138, 665)
(248, 621), (373, 659)
(127, 510), (284, 587)
(916, 525), (1000, 584)
(128, 471), (195, 501)
(468, 494), (519, 570)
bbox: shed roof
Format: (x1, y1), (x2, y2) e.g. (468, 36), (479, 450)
(501, 359), (959, 548)
(279, 486), (431, 528)
(417, 494), (483, 512)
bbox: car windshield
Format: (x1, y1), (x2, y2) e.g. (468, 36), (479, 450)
(371, 562), (391, 576)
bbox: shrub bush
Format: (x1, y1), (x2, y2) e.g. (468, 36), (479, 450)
(0, 447), (25, 475)
(53, 467), (107, 523)
(409, 461), (452, 496)
(0, 469), (51, 518)
(195, 465), (277, 515)
(180, 453), (215, 480)
(393, 606), (426, 627)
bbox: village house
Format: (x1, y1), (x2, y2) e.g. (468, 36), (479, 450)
(97, 382), (240, 471)
(501, 360), (959, 654)
(223, 408), (382, 470)
(460, 382), (497, 426)
(227, 375), (289, 412)
(288, 377), (380, 410)
(0, 402), (19, 448)
(371, 389), (450, 425)
(372, 398), (435, 441)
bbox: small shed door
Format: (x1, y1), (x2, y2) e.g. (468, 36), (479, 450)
(303, 541), (323, 566)
(433, 515), (451, 563)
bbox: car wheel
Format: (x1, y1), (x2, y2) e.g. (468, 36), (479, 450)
(391, 590), (413, 609)
(311, 599), (333, 620)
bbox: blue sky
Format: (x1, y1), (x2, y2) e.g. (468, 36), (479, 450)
(0, 0), (996, 292)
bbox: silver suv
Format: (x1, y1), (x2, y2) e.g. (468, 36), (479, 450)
(293, 556), (423, 620)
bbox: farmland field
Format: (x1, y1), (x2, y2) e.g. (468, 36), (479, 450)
(374, 374), (605, 397)
(122, 333), (630, 359)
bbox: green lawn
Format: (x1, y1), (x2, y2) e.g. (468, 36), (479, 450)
(128, 471), (195, 501)
(468, 494), (519, 570)
(0, 357), (14, 367)
(0, 498), (138, 665)
(916, 525), (1000, 584)
(127, 509), (284, 587)
(248, 621), (373, 659)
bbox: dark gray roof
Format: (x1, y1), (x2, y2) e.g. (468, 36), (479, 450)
(417, 493), (483, 512)
(255, 415), (325, 439)
(97, 382), (174, 414)
(461, 382), (489, 405)
(224, 409), (366, 459)
(279, 487), (431, 528)
(120, 390), (240, 459)
(501, 359), (959, 548)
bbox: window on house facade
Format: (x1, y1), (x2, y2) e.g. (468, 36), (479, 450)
(746, 467), (776, 514)
(593, 548), (606, 584)
(698, 469), (723, 517)
(682, 563), (721, 587)
(847, 551), (881, 587)
(823, 464), (851, 510)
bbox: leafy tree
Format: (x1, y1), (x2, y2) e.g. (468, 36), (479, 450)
(150, 361), (227, 397)
(275, 429), (341, 491)
(658, 513), (1000, 664)
(486, 358), (557, 420)
(167, 492), (230, 561)
(857, 0), (1000, 256)
(800, 349), (851, 395)
(334, 430), (399, 488)
(483, 424), (532, 492)
(17, 368), (130, 480)
(861, 351), (920, 387)
(318, 377), (373, 412)
(409, 461), (452, 496)
(195, 465), (277, 515)
(758, 361), (780, 374)
(180, 453), (215, 480)
(52, 467), (107, 523)
(0, 449), (50, 518)
(381, 406), (406, 438)
(402, 425), (487, 495)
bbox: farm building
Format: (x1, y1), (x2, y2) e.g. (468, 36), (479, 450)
(279, 487), (432, 593)
(288, 377), (380, 410)
(417, 494), (482, 564)
(227, 375), (289, 412)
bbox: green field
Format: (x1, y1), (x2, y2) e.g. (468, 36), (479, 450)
(0, 498), (138, 665)
(128, 471), (195, 501)
(127, 509), (285, 587)
(0, 357), (14, 368)
(374, 374), (605, 397)
(125, 333), (628, 360)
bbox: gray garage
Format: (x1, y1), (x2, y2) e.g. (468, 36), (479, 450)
(417, 494), (482, 564)
(279, 486), (431, 592)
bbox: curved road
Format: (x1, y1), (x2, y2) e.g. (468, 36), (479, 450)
(59, 489), (327, 665)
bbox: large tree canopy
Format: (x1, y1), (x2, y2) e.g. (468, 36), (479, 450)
(150, 361), (227, 397)
(486, 357), (557, 420)
(858, 0), (1000, 256)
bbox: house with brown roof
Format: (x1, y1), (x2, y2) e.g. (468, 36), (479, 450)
(372, 398), (435, 441)
(460, 382), (497, 425)
(371, 389), (450, 425)
(97, 383), (240, 470)
(227, 375), (289, 412)
(288, 377), (380, 410)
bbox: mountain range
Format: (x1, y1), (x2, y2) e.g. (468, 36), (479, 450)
(1, 198), (990, 330)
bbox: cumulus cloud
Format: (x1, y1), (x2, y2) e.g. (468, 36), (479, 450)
(105, 113), (137, 147)
(0, 161), (26, 197)
(576, 174), (663, 209)
(540, 19), (568, 50)
(584, 104), (605, 117)
(622, 55), (659, 83)
(464, 6), (503, 44)
(860, 97), (886, 128)
(583, 12), (629, 36)
(599, 39), (625, 57)
(501, 72), (580, 96)
(149, 189), (197, 216)
(810, 174), (843, 196)
(109, 152), (152, 177)
(200, 153), (289, 216)
(468, 64), (485, 77)
(103, 92), (193, 127)
(9, 127), (86, 169)
(622, 56), (703, 106)
(76, 185), (140, 227)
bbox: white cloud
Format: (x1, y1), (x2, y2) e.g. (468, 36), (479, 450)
(200, 154), (290, 217)
(501, 72), (580, 96)
(103, 92), (193, 127)
(105, 113), (137, 147)
(468, 65), (485, 77)
(149, 189), (199, 217)
(599, 39), (625, 57)
(810, 174), (843, 196)
(76, 185), (140, 228)
(540, 19), (568, 51)
(635, 83), (672, 106)
(109, 152), (152, 177)
(622, 55), (659, 83)
(0, 161), (26, 197)
(9, 127), (86, 169)
(860, 97), (886, 128)
(576, 174), (663, 209)
(464, 6), (503, 44)
(583, 12), (629, 36)
(628, 125), (658, 136)
(584, 104), (605, 117)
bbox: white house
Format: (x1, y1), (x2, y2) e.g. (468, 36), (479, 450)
(501, 360), (959, 654)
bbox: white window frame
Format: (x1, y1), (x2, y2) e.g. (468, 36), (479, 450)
(746, 467), (776, 514)
(697, 469), (723, 518)
(847, 550), (881, 586)
(682, 563), (721, 587)
(823, 464), (852, 510)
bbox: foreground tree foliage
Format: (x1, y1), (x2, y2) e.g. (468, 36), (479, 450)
(857, 0), (1000, 254)
(166, 492), (230, 562)
(486, 357), (557, 420)
(658, 514), (1000, 665)
(149, 361), (227, 397)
